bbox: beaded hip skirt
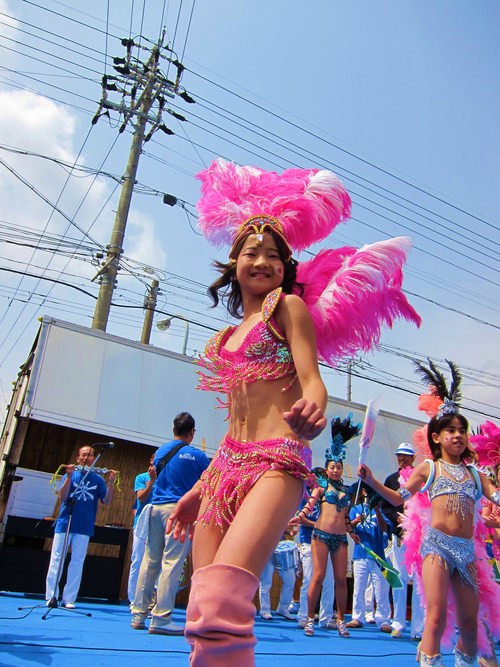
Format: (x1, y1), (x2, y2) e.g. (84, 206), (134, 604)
(197, 434), (314, 529)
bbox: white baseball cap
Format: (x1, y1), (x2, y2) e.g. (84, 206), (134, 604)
(394, 442), (415, 456)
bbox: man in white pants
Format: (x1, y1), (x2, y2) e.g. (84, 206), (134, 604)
(381, 442), (425, 639)
(46, 445), (116, 608)
(346, 487), (392, 632)
(127, 454), (156, 605)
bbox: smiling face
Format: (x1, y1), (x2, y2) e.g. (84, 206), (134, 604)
(235, 232), (285, 297)
(77, 446), (95, 466)
(396, 453), (415, 470)
(431, 415), (468, 463)
(326, 460), (343, 480)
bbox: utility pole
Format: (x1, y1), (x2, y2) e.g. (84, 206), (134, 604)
(347, 360), (353, 402)
(90, 31), (192, 331)
(140, 279), (159, 344)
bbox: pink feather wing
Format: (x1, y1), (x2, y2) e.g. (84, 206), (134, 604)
(298, 237), (421, 364)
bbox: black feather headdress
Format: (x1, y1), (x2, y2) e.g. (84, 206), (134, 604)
(413, 358), (462, 418)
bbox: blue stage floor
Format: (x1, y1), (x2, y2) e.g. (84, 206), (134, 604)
(0, 592), (470, 666)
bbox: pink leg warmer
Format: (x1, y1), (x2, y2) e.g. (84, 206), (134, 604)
(186, 563), (259, 667)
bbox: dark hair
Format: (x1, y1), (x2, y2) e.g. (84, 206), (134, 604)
(426, 412), (477, 462)
(173, 412), (195, 437)
(207, 229), (303, 319)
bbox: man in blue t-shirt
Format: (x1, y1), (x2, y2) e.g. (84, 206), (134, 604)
(45, 445), (116, 608)
(131, 412), (210, 635)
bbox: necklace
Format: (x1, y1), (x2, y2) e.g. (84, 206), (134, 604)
(442, 460), (466, 482)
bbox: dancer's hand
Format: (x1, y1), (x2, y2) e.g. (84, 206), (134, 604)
(350, 533), (361, 544)
(166, 486), (202, 543)
(283, 398), (327, 440)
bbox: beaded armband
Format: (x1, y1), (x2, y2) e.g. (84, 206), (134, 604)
(491, 490), (500, 506)
(398, 486), (411, 502)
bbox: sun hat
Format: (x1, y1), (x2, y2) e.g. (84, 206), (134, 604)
(394, 442), (415, 456)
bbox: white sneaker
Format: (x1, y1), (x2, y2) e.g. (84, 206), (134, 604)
(62, 602), (76, 609)
(148, 621), (184, 636)
(276, 608), (295, 621)
(297, 618), (307, 629)
(260, 611), (273, 620)
(288, 601), (299, 614)
(131, 613), (147, 630)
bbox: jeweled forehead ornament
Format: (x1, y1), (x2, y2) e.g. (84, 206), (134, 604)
(229, 214), (292, 261)
(436, 397), (460, 420)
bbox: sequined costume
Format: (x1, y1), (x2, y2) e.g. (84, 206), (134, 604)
(421, 525), (478, 591)
(196, 286), (315, 529)
(197, 288), (296, 399)
(312, 528), (348, 553)
(414, 459), (482, 590)
(198, 434), (315, 529)
(424, 459), (481, 518)
(321, 479), (352, 512)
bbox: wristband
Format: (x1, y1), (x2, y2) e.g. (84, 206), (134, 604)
(398, 486), (411, 502)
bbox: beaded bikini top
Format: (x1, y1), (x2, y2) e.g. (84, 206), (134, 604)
(197, 288), (297, 395)
(424, 459), (481, 519)
(322, 480), (351, 513)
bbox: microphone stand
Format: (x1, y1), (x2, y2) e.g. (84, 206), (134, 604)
(18, 445), (111, 620)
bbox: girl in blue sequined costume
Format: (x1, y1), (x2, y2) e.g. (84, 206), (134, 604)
(291, 416), (361, 638)
(358, 361), (500, 667)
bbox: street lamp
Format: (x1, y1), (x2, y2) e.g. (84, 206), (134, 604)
(156, 315), (189, 355)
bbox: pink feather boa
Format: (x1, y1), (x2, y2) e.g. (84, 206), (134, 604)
(470, 421), (500, 469)
(399, 466), (500, 654)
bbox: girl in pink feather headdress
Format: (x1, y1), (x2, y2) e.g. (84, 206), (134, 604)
(166, 159), (420, 667)
(359, 360), (500, 667)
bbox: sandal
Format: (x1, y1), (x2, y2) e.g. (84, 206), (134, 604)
(304, 617), (315, 637)
(337, 619), (350, 638)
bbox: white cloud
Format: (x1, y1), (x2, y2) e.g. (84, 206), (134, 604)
(125, 209), (168, 270)
(0, 1), (18, 36)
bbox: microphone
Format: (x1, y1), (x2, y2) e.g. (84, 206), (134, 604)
(93, 442), (115, 448)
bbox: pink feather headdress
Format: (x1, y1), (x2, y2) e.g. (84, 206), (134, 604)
(196, 159), (352, 255)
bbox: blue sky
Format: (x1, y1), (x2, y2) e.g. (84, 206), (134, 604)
(0, 0), (498, 427)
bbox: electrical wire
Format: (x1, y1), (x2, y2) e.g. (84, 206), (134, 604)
(1, 2), (498, 418)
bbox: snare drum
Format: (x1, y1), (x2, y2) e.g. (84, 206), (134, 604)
(272, 540), (299, 574)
